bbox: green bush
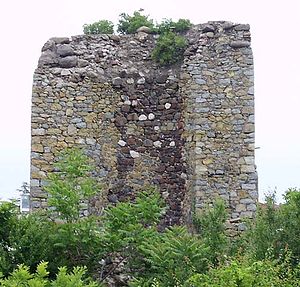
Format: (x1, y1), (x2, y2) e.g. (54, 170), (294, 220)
(117, 11), (154, 34)
(49, 217), (103, 274)
(100, 188), (164, 280)
(0, 201), (18, 247)
(245, 189), (300, 263)
(7, 213), (57, 275)
(83, 20), (114, 34)
(156, 18), (192, 34)
(45, 148), (100, 223)
(0, 262), (101, 287)
(152, 31), (187, 66)
(193, 199), (229, 265)
(130, 226), (209, 286)
(184, 258), (300, 287)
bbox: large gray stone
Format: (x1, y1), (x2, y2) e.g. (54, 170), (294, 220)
(230, 41), (251, 48)
(57, 44), (75, 57)
(58, 56), (78, 68)
(38, 51), (58, 67)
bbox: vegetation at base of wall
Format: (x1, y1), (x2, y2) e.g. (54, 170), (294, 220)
(193, 199), (229, 266)
(45, 148), (100, 223)
(0, 262), (101, 287)
(83, 20), (114, 35)
(1, 148), (300, 286)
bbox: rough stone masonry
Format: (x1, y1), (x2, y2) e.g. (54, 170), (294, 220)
(30, 21), (257, 227)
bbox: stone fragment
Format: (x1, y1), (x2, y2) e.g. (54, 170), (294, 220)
(195, 78), (206, 84)
(247, 204), (257, 211)
(42, 40), (56, 52)
(244, 156), (255, 165)
(223, 22), (235, 30)
(58, 56), (78, 68)
(241, 183), (256, 190)
(137, 77), (145, 84)
(138, 114), (147, 121)
(143, 139), (153, 147)
(206, 32), (214, 38)
(153, 141), (162, 148)
(131, 100), (138, 106)
(202, 24), (215, 32)
(32, 128), (45, 136)
(195, 165), (208, 173)
(115, 116), (127, 127)
(110, 34), (121, 42)
(202, 158), (213, 165)
(234, 24), (250, 31)
(165, 103), (171, 110)
(78, 59), (89, 67)
(230, 41), (251, 48)
(248, 86), (254, 95)
(51, 37), (70, 44)
(244, 123), (254, 133)
(169, 141), (175, 147)
(112, 77), (122, 86)
(118, 140), (126, 147)
(136, 26), (152, 33)
(67, 124), (77, 135)
(121, 105), (130, 113)
(130, 150), (140, 158)
(57, 44), (74, 57)
(148, 113), (155, 120)
(124, 100), (131, 105)
(135, 31), (148, 42)
(86, 138), (96, 145)
(38, 51), (58, 67)
(61, 69), (71, 76)
(241, 165), (255, 173)
(127, 78), (134, 84)
(32, 144), (44, 153)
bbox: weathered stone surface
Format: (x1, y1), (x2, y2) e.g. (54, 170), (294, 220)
(31, 21), (257, 228)
(230, 41), (251, 48)
(58, 56), (78, 68)
(136, 26), (152, 33)
(38, 51), (57, 67)
(57, 44), (74, 57)
(51, 37), (70, 44)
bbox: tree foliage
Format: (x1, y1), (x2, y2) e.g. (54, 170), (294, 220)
(83, 20), (114, 34)
(0, 262), (101, 287)
(45, 148), (99, 223)
(117, 11), (154, 34)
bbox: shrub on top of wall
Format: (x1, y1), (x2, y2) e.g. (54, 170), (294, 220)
(117, 10), (154, 34)
(156, 18), (192, 34)
(83, 20), (114, 34)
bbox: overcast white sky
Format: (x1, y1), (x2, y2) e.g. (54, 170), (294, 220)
(0, 0), (299, 202)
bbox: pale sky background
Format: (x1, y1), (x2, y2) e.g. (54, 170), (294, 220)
(0, 0), (299, 202)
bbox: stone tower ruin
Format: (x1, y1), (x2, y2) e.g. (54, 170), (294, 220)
(30, 21), (257, 226)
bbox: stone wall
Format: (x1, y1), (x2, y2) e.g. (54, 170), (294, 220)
(31, 21), (257, 226)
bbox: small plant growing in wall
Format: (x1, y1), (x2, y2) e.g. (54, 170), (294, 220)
(83, 20), (114, 34)
(152, 31), (188, 66)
